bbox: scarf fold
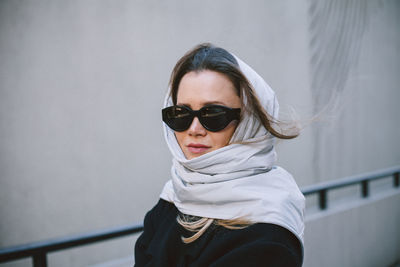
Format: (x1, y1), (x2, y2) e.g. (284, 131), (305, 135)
(160, 54), (305, 246)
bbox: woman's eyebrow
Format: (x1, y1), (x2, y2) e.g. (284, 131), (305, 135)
(176, 103), (191, 108)
(176, 101), (227, 108)
(202, 101), (226, 106)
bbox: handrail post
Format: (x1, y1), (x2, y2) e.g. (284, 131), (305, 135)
(361, 180), (369, 198)
(33, 253), (47, 267)
(319, 189), (327, 210)
(394, 172), (399, 187)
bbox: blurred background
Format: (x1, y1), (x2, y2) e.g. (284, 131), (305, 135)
(0, 0), (399, 266)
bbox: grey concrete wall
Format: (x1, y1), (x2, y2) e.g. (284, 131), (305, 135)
(304, 189), (400, 267)
(0, 0), (399, 266)
(305, 0), (400, 184)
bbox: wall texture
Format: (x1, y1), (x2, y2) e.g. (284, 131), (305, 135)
(0, 0), (399, 266)
(304, 189), (400, 267)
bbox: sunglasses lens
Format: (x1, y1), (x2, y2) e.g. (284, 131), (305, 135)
(163, 106), (192, 131)
(200, 106), (231, 131)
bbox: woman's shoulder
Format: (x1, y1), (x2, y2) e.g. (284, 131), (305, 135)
(200, 223), (303, 266)
(142, 198), (178, 228)
(147, 198), (177, 216)
(214, 222), (301, 250)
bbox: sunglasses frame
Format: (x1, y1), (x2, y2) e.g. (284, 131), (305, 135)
(162, 105), (241, 132)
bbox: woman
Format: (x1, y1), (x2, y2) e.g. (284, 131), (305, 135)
(135, 43), (305, 267)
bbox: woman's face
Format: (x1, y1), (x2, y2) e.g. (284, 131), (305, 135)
(175, 70), (241, 160)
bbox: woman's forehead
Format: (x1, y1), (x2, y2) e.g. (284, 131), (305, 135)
(176, 70), (240, 108)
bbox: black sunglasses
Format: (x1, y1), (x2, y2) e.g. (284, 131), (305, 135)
(162, 105), (241, 132)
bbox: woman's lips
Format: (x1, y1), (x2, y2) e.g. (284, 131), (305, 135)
(187, 143), (211, 154)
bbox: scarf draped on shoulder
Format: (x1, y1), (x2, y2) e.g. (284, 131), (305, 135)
(160, 54), (305, 246)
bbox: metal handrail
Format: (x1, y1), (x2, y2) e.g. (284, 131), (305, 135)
(0, 165), (399, 266)
(302, 165), (400, 210)
(0, 224), (144, 266)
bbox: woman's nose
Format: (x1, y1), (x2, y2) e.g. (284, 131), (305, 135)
(187, 117), (207, 136)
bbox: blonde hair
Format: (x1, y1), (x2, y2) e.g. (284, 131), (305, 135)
(177, 213), (252, 244)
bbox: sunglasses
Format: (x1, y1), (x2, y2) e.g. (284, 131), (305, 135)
(162, 105), (241, 132)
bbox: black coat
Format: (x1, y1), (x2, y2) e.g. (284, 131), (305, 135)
(135, 199), (303, 267)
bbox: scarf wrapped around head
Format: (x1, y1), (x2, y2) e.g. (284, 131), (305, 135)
(160, 54), (305, 246)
